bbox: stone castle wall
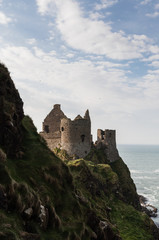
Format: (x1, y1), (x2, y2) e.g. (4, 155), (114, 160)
(40, 105), (91, 158)
(42, 104), (66, 134)
(96, 129), (119, 162)
(40, 104), (66, 150)
(60, 116), (91, 158)
(40, 104), (119, 162)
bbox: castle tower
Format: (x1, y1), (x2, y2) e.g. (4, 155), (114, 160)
(60, 110), (91, 158)
(96, 129), (119, 162)
(40, 104), (66, 150)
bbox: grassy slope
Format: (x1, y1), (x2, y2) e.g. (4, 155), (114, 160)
(0, 116), (83, 240)
(0, 116), (157, 240)
(68, 158), (155, 240)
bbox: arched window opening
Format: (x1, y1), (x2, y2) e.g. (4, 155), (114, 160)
(61, 127), (64, 131)
(81, 134), (85, 142)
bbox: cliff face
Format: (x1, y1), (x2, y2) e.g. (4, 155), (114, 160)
(0, 63), (158, 240)
(0, 63), (24, 157)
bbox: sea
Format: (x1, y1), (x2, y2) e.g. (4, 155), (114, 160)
(117, 144), (159, 226)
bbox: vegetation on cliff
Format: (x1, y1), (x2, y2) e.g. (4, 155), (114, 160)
(0, 63), (159, 240)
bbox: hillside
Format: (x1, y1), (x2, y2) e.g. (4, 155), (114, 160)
(0, 62), (159, 240)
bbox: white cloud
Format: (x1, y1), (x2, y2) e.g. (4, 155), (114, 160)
(49, 30), (55, 40)
(144, 54), (159, 62)
(149, 61), (159, 67)
(36, 0), (156, 60)
(140, 0), (151, 5)
(1, 44), (159, 143)
(95, 0), (118, 10)
(140, 71), (159, 101)
(1, 45), (158, 118)
(66, 53), (75, 58)
(26, 38), (37, 45)
(146, 11), (159, 18)
(155, 3), (159, 10)
(0, 11), (12, 24)
(145, 2), (159, 18)
(89, 12), (106, 20)
(36, 0), (56, 15)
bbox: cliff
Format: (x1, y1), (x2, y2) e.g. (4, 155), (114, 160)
(0, 63), (159, 240)
(0, 63), (24, 157)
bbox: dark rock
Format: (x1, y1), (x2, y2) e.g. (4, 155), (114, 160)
(0, 148), (6, 163)
(142, 205), (158, 218)
(87, 210), (122, 240)
(0, 63), (24, 157)
(39, 205), (49, 230)
(139, 195), (148, 205)
(0, 185), (7, 209)
(139, 195), (158, 218)
(24, 208), (33, 219)
(0, 231), (16, 240)
(20, 232), (40, 240)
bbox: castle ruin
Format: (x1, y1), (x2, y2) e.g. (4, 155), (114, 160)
(95, 129), (119, 162)
(40, 104), (92, 158)
(40, 104), (119, 161)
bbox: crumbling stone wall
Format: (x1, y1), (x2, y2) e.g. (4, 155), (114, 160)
(96, 129), (119, 162)
(60, 111), (91, 158)
(40, 104), (119, 162)
(40, 105), (91, 158)
(40, 104), (66, 150)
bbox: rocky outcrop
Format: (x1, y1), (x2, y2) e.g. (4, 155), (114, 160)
(87, 210), (122, 240)
(139, 195), (158, 217)
(0, 63), (24, 157)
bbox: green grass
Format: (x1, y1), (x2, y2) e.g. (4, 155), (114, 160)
(110, 199), (154, 240)
(0, 115), (157, 240)
(67, 157), (158, 240)
(110, 158), (140, 209)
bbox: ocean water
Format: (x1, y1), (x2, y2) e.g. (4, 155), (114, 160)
(117, 144), (159, 225)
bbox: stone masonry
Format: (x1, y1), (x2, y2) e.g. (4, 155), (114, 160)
(40, 105), (92, 158)
(60, 110), (91, 158)
(40, 104), (67, 151)
(40, 104), (119, 161)
(96, 129), (119, 162)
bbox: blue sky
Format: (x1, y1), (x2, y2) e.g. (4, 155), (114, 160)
(0, 0), (159, 144)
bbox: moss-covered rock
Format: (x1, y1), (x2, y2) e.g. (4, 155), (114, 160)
(110, 158), (141, 209)
(67, 157), (159, 240)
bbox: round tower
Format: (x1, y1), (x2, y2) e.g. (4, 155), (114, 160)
(60, 110), (91, 158)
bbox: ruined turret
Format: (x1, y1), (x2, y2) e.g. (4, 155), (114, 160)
(96, 129), (119, 162)
(60, 110), (91, 158)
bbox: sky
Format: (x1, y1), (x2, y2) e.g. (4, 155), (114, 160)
(0, 0), (159, 144)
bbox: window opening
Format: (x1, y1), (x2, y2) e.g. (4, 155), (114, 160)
(44, 125), (49, 133)
(81, 134), (85, 142)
